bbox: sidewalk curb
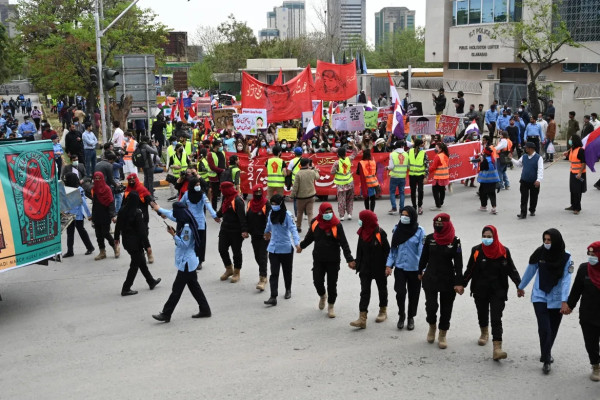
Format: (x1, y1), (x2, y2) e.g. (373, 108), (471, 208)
(153, 180), (170, 188)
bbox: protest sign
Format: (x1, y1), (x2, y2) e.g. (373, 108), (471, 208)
(378, 106), (393, 122)
(156, 96), (166, 104)
(437, 115), (461, 136)
(346, 106), (364, 131)
(241, 108), (268, 129)
(183, 98), (192, 108)
(332, 113), (348, 131)
(314, 61), (358, 101)
(196, 99), (211, 117)
(406, 102), (423, 117)
(312, 101), (320, 112)
(233, 114), (256, 135)
(410, 116), (437, 135)
(277, 128), (298, 142)
(213, 109), (235, 130)
(364, 111), (378, 130)
(302, 111), (313, 128)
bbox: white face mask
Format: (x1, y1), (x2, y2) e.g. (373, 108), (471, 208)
(543, 243), (551, 250)
(194, 186), (202, 192)
(588, 256), (598, 265)
(400, 216), (411, 225)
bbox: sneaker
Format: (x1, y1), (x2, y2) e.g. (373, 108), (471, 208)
(504, 186), (510, 190)
(430, 207), (441, 211)
(490, 208), (498, 215)
(347, 214), (352, 220)
(418, 207), (423, 215)
(388, 209), (397, 215)
(303, 215), (308, 220)
(167, 196), (177, 202)
(564, 206), (573, 211)
(448, 183), (453, 193)
(478, 206), (488, 212)
(340, 216), (345, 221)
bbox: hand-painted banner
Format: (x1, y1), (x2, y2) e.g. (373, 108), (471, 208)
(364, 111), (378, 130)
(437, 115), (461, 136)
(233, 114), (257, 135)
(277, 128), (298, 142)
(213, 109), (235, 130)
(229, 141), (479, 195)
(346, 106), (365, 131)
(0, 141), (61, 273)
(242, 66), (313, 123)
(332, 113), (348, 131)
(314, 60), (358, 101)
(410, 116), (437, 135)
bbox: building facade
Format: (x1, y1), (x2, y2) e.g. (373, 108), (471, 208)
(327, 0), (366, 49)
(0, 0), (16, 38)
(258, 1), (306, 43)
(375, 7), (416, 48)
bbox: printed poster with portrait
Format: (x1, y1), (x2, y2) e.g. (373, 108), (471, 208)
(314, 60), (358, 101)
(213, 109), (235, 130)
(0, 141), (61, 273)
(241, 108), (268, 130)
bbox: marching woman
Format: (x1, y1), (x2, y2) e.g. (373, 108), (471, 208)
(477, 146), (500, 215)
(462, 226), (521, 360)
(429, 143), (450, 212)
(246, 184), (271, 291)
(114, 191), (161, 296)
(217, 181), (249, 283)
(263, 194), (301, 306)
(349, 210), (390, 329)
(299, 202), (355, 318)
(518, 228), (572, 374)
(125, 174), (155, 263)
(63, 173), (95, 257)
(563, 134), (586, 215)
(357, 149), (379, 212)
(565, 242), (600, 381)
(91, 172), (119, 261)
(330, 146), (358, 220)
(418, 213), (464, 349)
(386, 206), (426, 331)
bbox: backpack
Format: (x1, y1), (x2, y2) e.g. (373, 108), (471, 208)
(132, 144), (146, 168)
(220, 167), (234, 184)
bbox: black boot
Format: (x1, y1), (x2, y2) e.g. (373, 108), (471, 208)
(152, 312), (171, 323)
(397, 315), (405, 330)
(192, 310), (211, 318)
(149, 278), (161, 290)
(543, 362), (551, 374)
(264, 296), (277, 306)
(284, 290), (292, 299)
(407, 318), (415, 331)
(121, 290), (138, 296)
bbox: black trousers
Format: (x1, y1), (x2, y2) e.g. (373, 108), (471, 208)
(55, 157), (63, 177)
(580, 320), (600, 365)
(218, 232), (243, 269)
(474, 292), (506, 341)
(269, 251), (293, 297)
(520, 180), (540, 215)
(432, 185), (446, 208)
(211, 181), (221, 210)
(162, 264), (211, 316)
(570, 174), (585, 212)
(66, 219), (94, 253)
(533, 302), (563, 363)
(94, 222), (114, 250)
(480, 188), (497, 208)
(363, 195), (376, 211)
(198, 228), (206, 265)
(312, 260), (340, 304)
(529, 136), (540, 154)
(358, 271), (388, 312)
(122, 248), (155, 292)
(424, 289), (456, 331)
(487, 122), (496, 138)
(250, 233), (268, 277)
(409, 175), (424, 208)
(394, 269), (421, 319)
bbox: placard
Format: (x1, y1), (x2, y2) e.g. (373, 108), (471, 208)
(437, 115), (461, 136)
(409, 115), (437, 135)
(156, 96), (166, 104)
(277, 128), (298, 142)
(241, 108), (268, 129)
(302, 111), (313, 128)
(363, 111), (378, 130)
(406, 102), (423, 117)
(232, 114), (256, 135)
(332, 113), (348, 131)
(378, 106), (393, 122)
(346, 106), (364, 131)
(213, 109), (235, 130)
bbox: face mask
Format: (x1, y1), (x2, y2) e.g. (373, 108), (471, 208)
(271, 205), (281, 212)
(194, 186), (202, 192)
(482, 238), (494, 246)
(543, 243), (551, 250)
(218, 146), (223, 151)
(434, 225), (443, 233)
(335, 143), (341, 147)
(568, 140), (572, 145)
(358, 220), (362, 227)
(261, 142), (267, 147)
(322, 213), (333, 221)
(328, 135), (333, 139)
(302, 145), (307, 151)
(518, 108), (523, 112)
(237, 145), (243, 150)
(589, 256), (599, 265)
(312, 139), (317, 144)
(72, 161), (79, 167)
(400, 216), (411, 225)
(171, 141), (176, 146)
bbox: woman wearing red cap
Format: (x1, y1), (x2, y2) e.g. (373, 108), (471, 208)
(463, 226), (521, 360)
(217, 181), (249, 283)
(91, 172), (119, 261)
(564, 242), (600, 381)
(349, 210), (390, 329)
(477, 147), (501, 214)
(418, 213), (464, 349)
(299, 202), (355, 318)
(246, 184), (271, 291)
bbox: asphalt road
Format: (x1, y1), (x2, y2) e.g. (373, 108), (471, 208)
(1, 160), (599, 399)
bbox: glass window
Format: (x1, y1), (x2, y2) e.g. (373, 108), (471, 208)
(457, 0), (469, 25)
(449, 62), (459, 70)
(482, 0), (494, 23)
(494, 0), (507, 22)
(469, 63), (481, 70)
(459, 62), (470, 70)
(509, 0), (522, 22)
(452, 1), (457, 26)
(481, 63), (493, 70)
(469, 0), (481, 24)
(267, 74), (279, 84)
(579, 63), (598, 73)
(562, 63), (579, 73)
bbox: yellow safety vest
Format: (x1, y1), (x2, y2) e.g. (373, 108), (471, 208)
(267, 157), (285, 188)
(408, 148), (426, 176)
(207, 151), (223, 178)
(172, 153), (188, 178)
(166, 123), (173, 136)
(290, 156), (302, 184)
(334, 157), (353, 186)
(182, 141), (192, 156)
(390, 151), (408, 178)
(198, 158), (209, 180)
(167, 144), (177, 158)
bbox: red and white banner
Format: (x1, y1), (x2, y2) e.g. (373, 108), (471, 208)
(241, 66), (314, 123)
(314, 60), (358, 101)
(229, 142), (480, 195)
(437, 115), (461, 136)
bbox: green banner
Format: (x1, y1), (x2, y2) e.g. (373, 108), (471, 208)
(364, 111), (378, 130)
(0, 140), (61, 273)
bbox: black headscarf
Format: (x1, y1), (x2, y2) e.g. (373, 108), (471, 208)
(529, 228), (567, 294)
(186, 177), (204, 204)
(118, 191), (141, 224)
(64, 172), (80, 189)
(172, 202), (203, 258)
(269, 194), (287, 225)
(391, 206), (419, 248)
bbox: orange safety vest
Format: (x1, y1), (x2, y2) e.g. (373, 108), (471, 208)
(247, 203), (266, 215)
(505, 139), (513, 153)
(359, 160), (378, 188)
(311, 220), (338, 238)
(569, 147), (586, 174)
(123, 139), (136, 161)
(124, 191), (146, 203)
(433, 153), (449, 180)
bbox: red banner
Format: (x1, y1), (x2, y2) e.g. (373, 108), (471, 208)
(230, 142), (480, 195)
(241, 66), (313, 123)
(437, 115), (461, 136)
(314, 61), (358, 101)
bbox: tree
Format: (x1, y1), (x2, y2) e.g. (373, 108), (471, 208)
(193, 25), (224, 56)
(491, 0), (579, 117)
(189, 62), (217, 89)
(0, 26), (25, 83)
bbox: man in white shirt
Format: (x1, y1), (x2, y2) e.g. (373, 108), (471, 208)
(591, 113), (600, 131)
(495, 132), (510, 189)
(111, 120), (125, 150)
(537, 113), (548, 139)
(509, 142), (543, 219)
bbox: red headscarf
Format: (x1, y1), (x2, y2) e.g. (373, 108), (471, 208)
(220, 181), (238, 213)
(587, 241), (600, 290)
(432, 213), (455, 246)
(125, 174), (151, 201)
(92, 171), (114, 207)
(483, 146), (496, 162)
(249, 184), (268, 213)
(481, 225), (506, 259)
(357, 210), (378, 242)
(316, 202), (340, 233)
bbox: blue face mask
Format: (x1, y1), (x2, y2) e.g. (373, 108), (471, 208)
(544, 243), (551, 250)
(358, 220), (362, 227)
(261, 142), (267, 147)
(400, 216), (411, 225)
(568, 140), (572, 146)
(171, 141), (176, 146)
(482, 238), (494, 246)
(322, 213), (333, 221)
(218, 146), (223, 151)
(271, 205), (281, 212)
(588, 256), (598, 265)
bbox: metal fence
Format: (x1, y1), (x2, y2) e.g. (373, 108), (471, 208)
(443, 79), (483, 94)
(574, 84), (600, 99)
(494, 83), (528, 110)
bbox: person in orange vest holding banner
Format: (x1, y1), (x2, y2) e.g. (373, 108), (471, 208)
(246, 184), (271, 291)
(123, 131), (138, 177)
(563, 134), (587, 215)
(217, 181), (249, 283)
(357, 149), (380, 212)
(266, 145), (287, 198)
(331, 146), (358, 221)
(298, 202), (355, 319)
(429, 143), (450, 211)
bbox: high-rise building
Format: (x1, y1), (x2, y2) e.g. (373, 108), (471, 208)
(375, 7), (416, 48)
(258, 1), (306, 43)
(0, 0), (16, 38)
(327, 0), (366, 49)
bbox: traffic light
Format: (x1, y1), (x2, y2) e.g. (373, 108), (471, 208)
(103, 68), (120, 91)
(401, 70), (409, 90)
(90, 66), (99, 89)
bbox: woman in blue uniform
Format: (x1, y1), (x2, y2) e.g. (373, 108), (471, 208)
(518, 228), (572, 374)
(386, 206), (425, 331)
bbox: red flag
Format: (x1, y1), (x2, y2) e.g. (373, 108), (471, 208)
(170, 105), (176, 121)
(204, 91), (210, 98)
(178, 95), (188, 124)
(314, 60), (358, 101)
(328, 101), (333, 118)
(274, 68), (283, 85)
(204, 117), (211, 131)
(188, 105), (197, 119)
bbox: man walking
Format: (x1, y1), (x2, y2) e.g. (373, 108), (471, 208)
(544, 114), (556, 162)
(524, 116), (544, 154)
(433, 88), (446, 115)
(387, 140), (408, 214)
(82, 122), (98, 176)
(290, 158), (320, 233)
(510, 142), (543, 219)
(582, 115), (595, 139)
(408, 139), (427, 215)
(139, 135), (159, 195)
(485, 104), (499, 139)
(567, 111), (580, 149)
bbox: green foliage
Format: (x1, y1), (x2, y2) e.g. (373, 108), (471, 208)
(0, 25), (25, 83)
(370, 28), (440, 69)
(189, 62), (217, 89)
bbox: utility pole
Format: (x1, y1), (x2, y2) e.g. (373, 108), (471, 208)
(408, 64), (412, 103)
(99, 0), (111, 138)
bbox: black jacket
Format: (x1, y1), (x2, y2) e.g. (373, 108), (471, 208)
(114, 209), (150, 251)
(582, 122), (595, 138)
(358, 93), (367, 103)
(506, 126), (520, 145)
(355, 228), (390, 278)
(434, 94), (446, 113)
(300, 219), (354, 264)
(217, 196), (248, 234)
(94, 160), (116, 189)
(567, 263), (600, 327)
(92, 196), (116, 225)
(246, 202), (272, 236)
(463, 245), (521, 299)
(65, 130), (83, 156)
(419, 234), (463, 292)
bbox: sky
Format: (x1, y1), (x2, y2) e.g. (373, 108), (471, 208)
(137, 0), (427, 46)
